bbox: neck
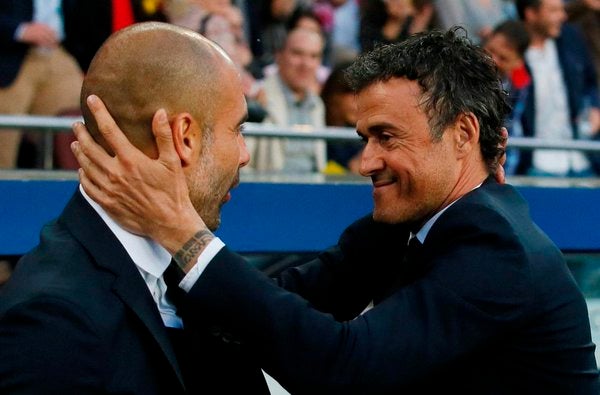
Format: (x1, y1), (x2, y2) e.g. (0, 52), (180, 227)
(443, 159), (489, 211)
(529, 32), (549, 49)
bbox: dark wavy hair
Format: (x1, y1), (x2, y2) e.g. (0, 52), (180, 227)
(345, 27), (510, 173)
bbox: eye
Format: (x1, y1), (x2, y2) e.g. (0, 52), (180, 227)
(379, 133), (393, 143)
(237, 124), (246, 135)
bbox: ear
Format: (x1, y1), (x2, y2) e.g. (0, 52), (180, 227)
(453, 112), (480, 159)
(171, 112), (200, 168)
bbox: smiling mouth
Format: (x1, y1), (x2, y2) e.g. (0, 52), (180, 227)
(371, 175), (397, 188)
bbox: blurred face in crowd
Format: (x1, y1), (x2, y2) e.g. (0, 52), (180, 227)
(196, 0), (231, 14)
(525, 0), (566, 39)
(276, 28), (324, 97)
(294, 15), (323, 34)
(271, 0), (297, 19)
(356, 78), (461, 226)
(383, 0), (415, 19)
(484, 33), (522, 77)
(327, 92), (358, 127)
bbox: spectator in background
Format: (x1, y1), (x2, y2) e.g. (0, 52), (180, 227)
(0, 0), (83, 169)
(433, 0), (516, 44)
(245, 27), (328, 173)
(484, 19), (531, 175)
(247, 0), (312, 69)
(517, 0), (600, 176)
(66, 0), (167, 73)
(320, 60), (362, 174)
(163, 0), (236, 32)
(360, 0), (434, 53)
(329, 0), (361, 65)
(263, 6), (331, 94)
(197, 2), (270, 123)
(565, 0), (600, 91)
(566, 0), (600, 172)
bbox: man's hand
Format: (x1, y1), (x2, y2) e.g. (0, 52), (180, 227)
(494, 127), (508, 184)
(19, 23), (59, 48)
(71, 95), (206, 256)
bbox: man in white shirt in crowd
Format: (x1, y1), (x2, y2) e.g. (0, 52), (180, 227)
(517, 0), (600, 176)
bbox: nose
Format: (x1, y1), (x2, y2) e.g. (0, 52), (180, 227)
(359, 140), (384, 177)
(238, 134), (250, 168)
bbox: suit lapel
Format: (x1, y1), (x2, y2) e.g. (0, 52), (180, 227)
(59, 191), (185, 389)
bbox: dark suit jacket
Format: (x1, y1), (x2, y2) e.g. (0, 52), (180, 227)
(0, 191), (269, 394)
(187, 178), (599, 394)
(0, 0), (35, 87)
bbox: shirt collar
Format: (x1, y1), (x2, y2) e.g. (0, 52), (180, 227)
(79, 185), (172, 278)
(413, 182), (483, 244)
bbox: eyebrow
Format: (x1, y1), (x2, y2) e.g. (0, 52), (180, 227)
(367, 122), (397, 135)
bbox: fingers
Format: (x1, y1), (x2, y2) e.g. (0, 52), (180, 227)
(495, 162), (506, 184)
(500, 127), (509, 148)
(78, 168), (103, 203)
(71, 121), (112, 192)
(86, 95), (135, 157)
(152, 109), (179, 164)
(71, 121), (111, 170)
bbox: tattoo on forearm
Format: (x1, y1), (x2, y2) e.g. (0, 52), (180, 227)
(174, 230), (214, 270)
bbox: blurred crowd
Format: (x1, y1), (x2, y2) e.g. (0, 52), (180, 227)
(0, 0), (599, 177)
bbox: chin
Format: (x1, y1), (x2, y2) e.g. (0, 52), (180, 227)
(206, 217), (221, 232)
(372, 207), (402, 224)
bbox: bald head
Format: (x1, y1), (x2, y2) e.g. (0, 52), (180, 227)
(81, 22), (237, 156)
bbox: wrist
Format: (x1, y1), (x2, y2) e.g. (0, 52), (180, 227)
(173, 228), (215, 273)
(156, 210), (207, 256)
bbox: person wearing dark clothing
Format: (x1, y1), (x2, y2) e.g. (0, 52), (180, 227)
(72, 28), (599, 394)
(0, 22), (269, 394)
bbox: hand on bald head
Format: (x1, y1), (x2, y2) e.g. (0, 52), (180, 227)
(81, 22), (236, 157)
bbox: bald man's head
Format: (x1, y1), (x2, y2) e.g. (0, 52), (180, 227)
(81, 22), (236, 156)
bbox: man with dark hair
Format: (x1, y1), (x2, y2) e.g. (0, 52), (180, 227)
(72, 28), (599, 393)
(516, 0), (600, 176)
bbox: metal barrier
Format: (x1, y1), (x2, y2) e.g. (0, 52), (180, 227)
(2, 113), (600, 149)
(1, 114), (599, 254)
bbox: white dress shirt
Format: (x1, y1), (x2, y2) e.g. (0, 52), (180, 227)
(526, 39), (590, 175)
(81, 186), (183, 328)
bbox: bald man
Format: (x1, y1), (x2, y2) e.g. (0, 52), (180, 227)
(0, 22), (269, 394)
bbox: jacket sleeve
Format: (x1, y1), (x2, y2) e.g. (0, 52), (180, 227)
(186, 208), (534, 394)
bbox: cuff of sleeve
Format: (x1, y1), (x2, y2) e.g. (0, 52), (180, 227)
(179, 237), (225, 292)
(14, 23), (27, 42)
